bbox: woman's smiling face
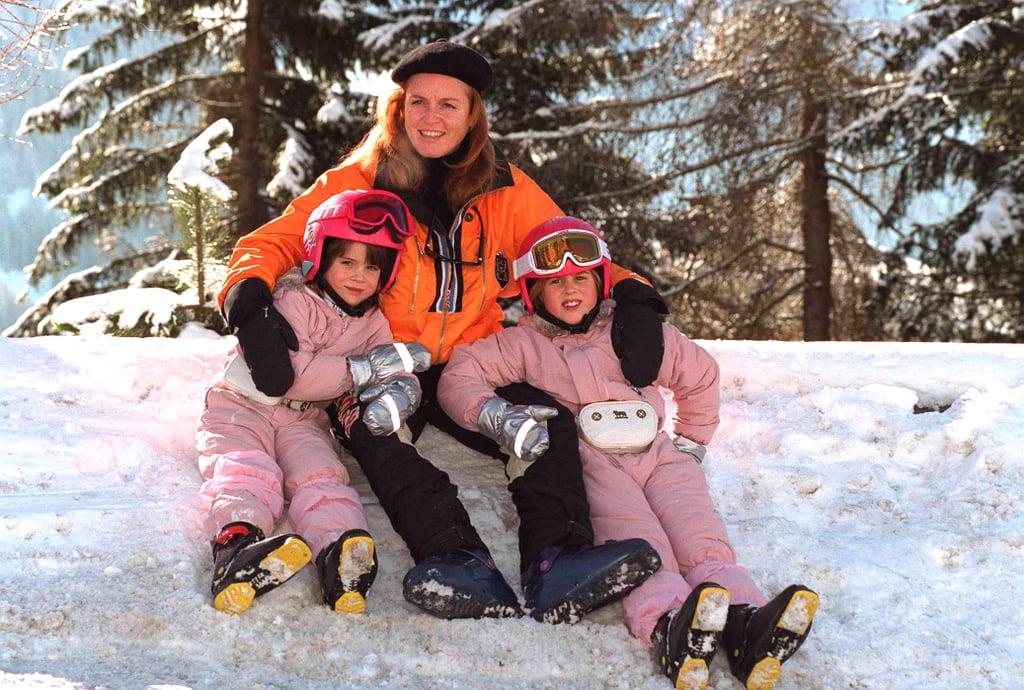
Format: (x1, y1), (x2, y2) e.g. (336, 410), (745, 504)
(402, 72), (473, 159)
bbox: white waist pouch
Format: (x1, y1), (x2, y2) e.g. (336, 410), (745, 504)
(577, 400), (658, 453)
(222, 355), (283, 406)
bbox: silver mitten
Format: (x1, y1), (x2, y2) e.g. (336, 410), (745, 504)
(672, 434), (708, 463)
(476, 397), (557, 462)
(360, 374), (423, 436)
(349, 342), (431, 393)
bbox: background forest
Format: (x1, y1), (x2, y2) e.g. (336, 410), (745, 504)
(1, 0), (1021, 342)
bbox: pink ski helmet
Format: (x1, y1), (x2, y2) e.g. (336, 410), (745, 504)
(513, 216), (612, 313)
(302, 189), (415, 292)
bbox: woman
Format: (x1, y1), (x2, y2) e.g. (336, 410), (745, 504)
(217, 40), (667, 623)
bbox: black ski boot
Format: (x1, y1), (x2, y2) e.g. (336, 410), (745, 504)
(318, 529), (378, 614)
(210, 521), (312, 615)
(651, 582), (730, 690)
(722, 584), (819, 690)
(402, 549), (523, 619)
(523, 538), (662, 624)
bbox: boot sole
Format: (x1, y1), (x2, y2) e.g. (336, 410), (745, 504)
(213, 536), (312, 615)
(675, 658), (710, 690)
(690, 585), (730, 634)
(335, 592), (366, 614)
(213, 582), (256, 615)
(744, 589), (819, 690)
(332, 535), (375, 614)
(672, 585), (730, 690)
(534, 547), (661, 625)
(404, 580), (523, 620)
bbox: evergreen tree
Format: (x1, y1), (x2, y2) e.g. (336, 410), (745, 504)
(579, 0), (885, 340)
(13, 0), (387, 334)
(12, 0), (663, 335)
(850, 0), (1024, 341)
(166, 118), (234, 308)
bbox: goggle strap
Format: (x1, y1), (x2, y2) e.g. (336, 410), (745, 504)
(513, 248), (606, 279)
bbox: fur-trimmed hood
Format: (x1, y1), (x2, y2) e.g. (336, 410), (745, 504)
(274, 268), (309, 294)
(275, 267), (361, 319)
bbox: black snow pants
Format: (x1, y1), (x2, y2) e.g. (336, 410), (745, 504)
(334, 363), (594, 573)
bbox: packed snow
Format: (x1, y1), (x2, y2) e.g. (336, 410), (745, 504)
(1, 331), (1022, 689)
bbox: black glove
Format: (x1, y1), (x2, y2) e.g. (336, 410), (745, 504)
(223, 278), (299, 397)
(611, 278), (669, 388)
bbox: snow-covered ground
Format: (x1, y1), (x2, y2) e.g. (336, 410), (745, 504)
(1, 333), (1021, 689)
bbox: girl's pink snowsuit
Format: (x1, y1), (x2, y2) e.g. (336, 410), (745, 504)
(437, 303), (766, 645)
(195, 270), (393, 558)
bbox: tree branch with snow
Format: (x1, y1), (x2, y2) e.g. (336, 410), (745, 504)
(167, 119), (235, 307)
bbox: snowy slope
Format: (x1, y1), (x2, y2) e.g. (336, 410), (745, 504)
(1, 334), (1021, 690)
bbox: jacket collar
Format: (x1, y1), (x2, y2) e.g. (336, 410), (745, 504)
(373, 144), (514, 226)
(522, 300), (616, 338)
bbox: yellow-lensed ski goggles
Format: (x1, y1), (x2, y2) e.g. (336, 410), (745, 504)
(513, 230), (610, 279)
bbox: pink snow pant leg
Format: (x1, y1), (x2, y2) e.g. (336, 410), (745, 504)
(196, 390), (287, 538)
(274, 412), (368, 559)
(197, 450), (284, 539)
(580, 439), (764, 647)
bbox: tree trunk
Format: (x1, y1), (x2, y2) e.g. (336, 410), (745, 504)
(234, 0), (269, 240)
(195, 191), (205, 307)
(800, 93), (832, 341)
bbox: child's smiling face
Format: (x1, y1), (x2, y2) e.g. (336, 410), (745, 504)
(322, 242), (381, 307)
(539, 270), (599, 324)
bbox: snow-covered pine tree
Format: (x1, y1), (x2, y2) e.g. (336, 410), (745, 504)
(11, 0), (387, 335)
(849, 0), (1024, 341)
(166, 118), (234, 308)
(462, 1), (665, 260)
(592, 0), (884, 341)
(11, 0), (672, 337)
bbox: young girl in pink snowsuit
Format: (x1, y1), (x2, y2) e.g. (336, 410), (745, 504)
(437, 216), (819, 690)
(196, 189), (430, 615)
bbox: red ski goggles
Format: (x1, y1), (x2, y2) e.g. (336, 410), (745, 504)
(513, 230), (609, 279)
(348, 191), (415, 244)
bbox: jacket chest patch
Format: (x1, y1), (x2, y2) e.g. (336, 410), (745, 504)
(495, 252), (510, 288)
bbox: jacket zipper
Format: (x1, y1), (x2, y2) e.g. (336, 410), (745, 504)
(410, 235), (423, 316)
(413, 196), (488, 363)
(434, 200), (471, 363)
